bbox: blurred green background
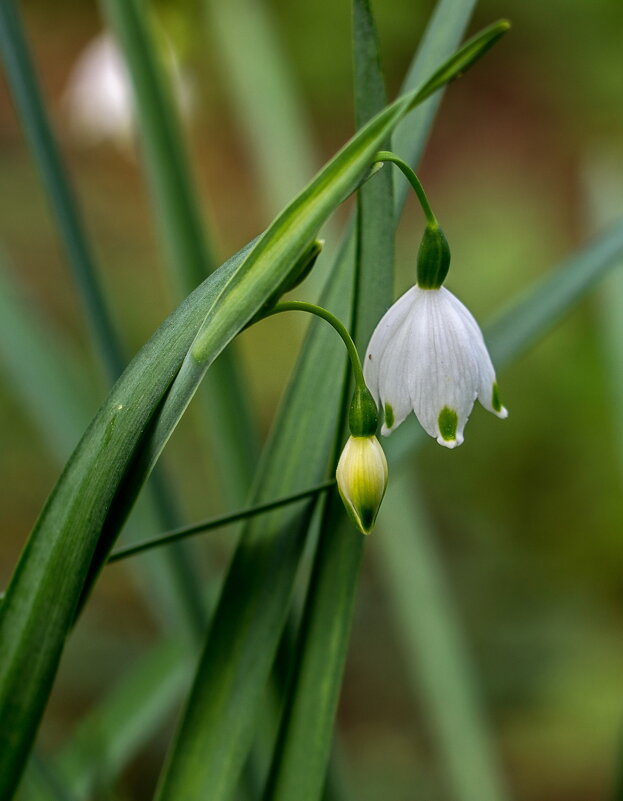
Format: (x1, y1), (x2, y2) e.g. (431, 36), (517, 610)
(1, 1), (623, 799)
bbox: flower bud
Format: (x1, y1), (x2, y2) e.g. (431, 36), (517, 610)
(336, 436), (388, 535)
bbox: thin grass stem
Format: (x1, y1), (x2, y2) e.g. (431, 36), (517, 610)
(108, 480), (335, 563)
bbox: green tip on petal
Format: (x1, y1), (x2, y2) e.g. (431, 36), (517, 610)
(491, 382), (502, 413)
(438, 406), (458, 442)
(384, 403), (394, 429)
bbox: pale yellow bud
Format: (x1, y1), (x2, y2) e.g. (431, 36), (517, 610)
(336, 436), (388, 535)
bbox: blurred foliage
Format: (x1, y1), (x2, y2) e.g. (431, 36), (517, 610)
(1, 1), (622, 800)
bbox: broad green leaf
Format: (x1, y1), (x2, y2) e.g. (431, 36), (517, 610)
(152, 17), (504, 801)
(99, 0), (258, 503)
(0, 0), (209, 640)
(261, 2), (393, 798)
(0, 241), (251, 799)
(0, 254), (207, 637)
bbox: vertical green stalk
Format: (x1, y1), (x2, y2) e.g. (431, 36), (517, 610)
(262, 2), (393, 798)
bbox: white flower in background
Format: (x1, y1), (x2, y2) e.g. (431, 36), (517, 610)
(336, 435), (388, 535)
(64, 31), (193, 147)
(364, 285), (508, 448)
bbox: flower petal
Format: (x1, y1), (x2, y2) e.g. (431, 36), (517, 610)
(363, 287), (417, 434)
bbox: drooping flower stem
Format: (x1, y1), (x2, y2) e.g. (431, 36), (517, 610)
(374, 150), (438, 227)
(267, 301), (368, 392)
(373, 150), (450, 289)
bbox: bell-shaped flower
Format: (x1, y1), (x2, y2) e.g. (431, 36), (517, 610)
(364, 285), (507, 448)
(64, 32), (194, 148)
(336, 435), (388, 534)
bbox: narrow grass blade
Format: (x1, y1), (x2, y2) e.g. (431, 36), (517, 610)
(0, 0), (124, 381)
(152, 15), (502, 801)
(202, 0), (318, 215)
(262, 2), (393, 798)
(585, 175), (623, 801)
(0, 252), (94, 459)
(99, 0), (257, 502)
(487, 223), (623, 367)
(377, 472), (509, 801)
(583, 158), (623, 475)
(108, 480), (335, 563)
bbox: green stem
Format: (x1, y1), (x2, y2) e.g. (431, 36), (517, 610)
(108, 480), (335, 563)
(374, 150), (438, 227)
(267, 301), (366, 390)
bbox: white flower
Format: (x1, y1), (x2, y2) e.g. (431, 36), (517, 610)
(336, 436), (388, 534)
(364, 285), (508, 448)
(64, 32), (193, 148)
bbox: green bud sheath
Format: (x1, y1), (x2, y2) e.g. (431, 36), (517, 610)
(349, 385), (379, 437)
(417, 224), (451, 289)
